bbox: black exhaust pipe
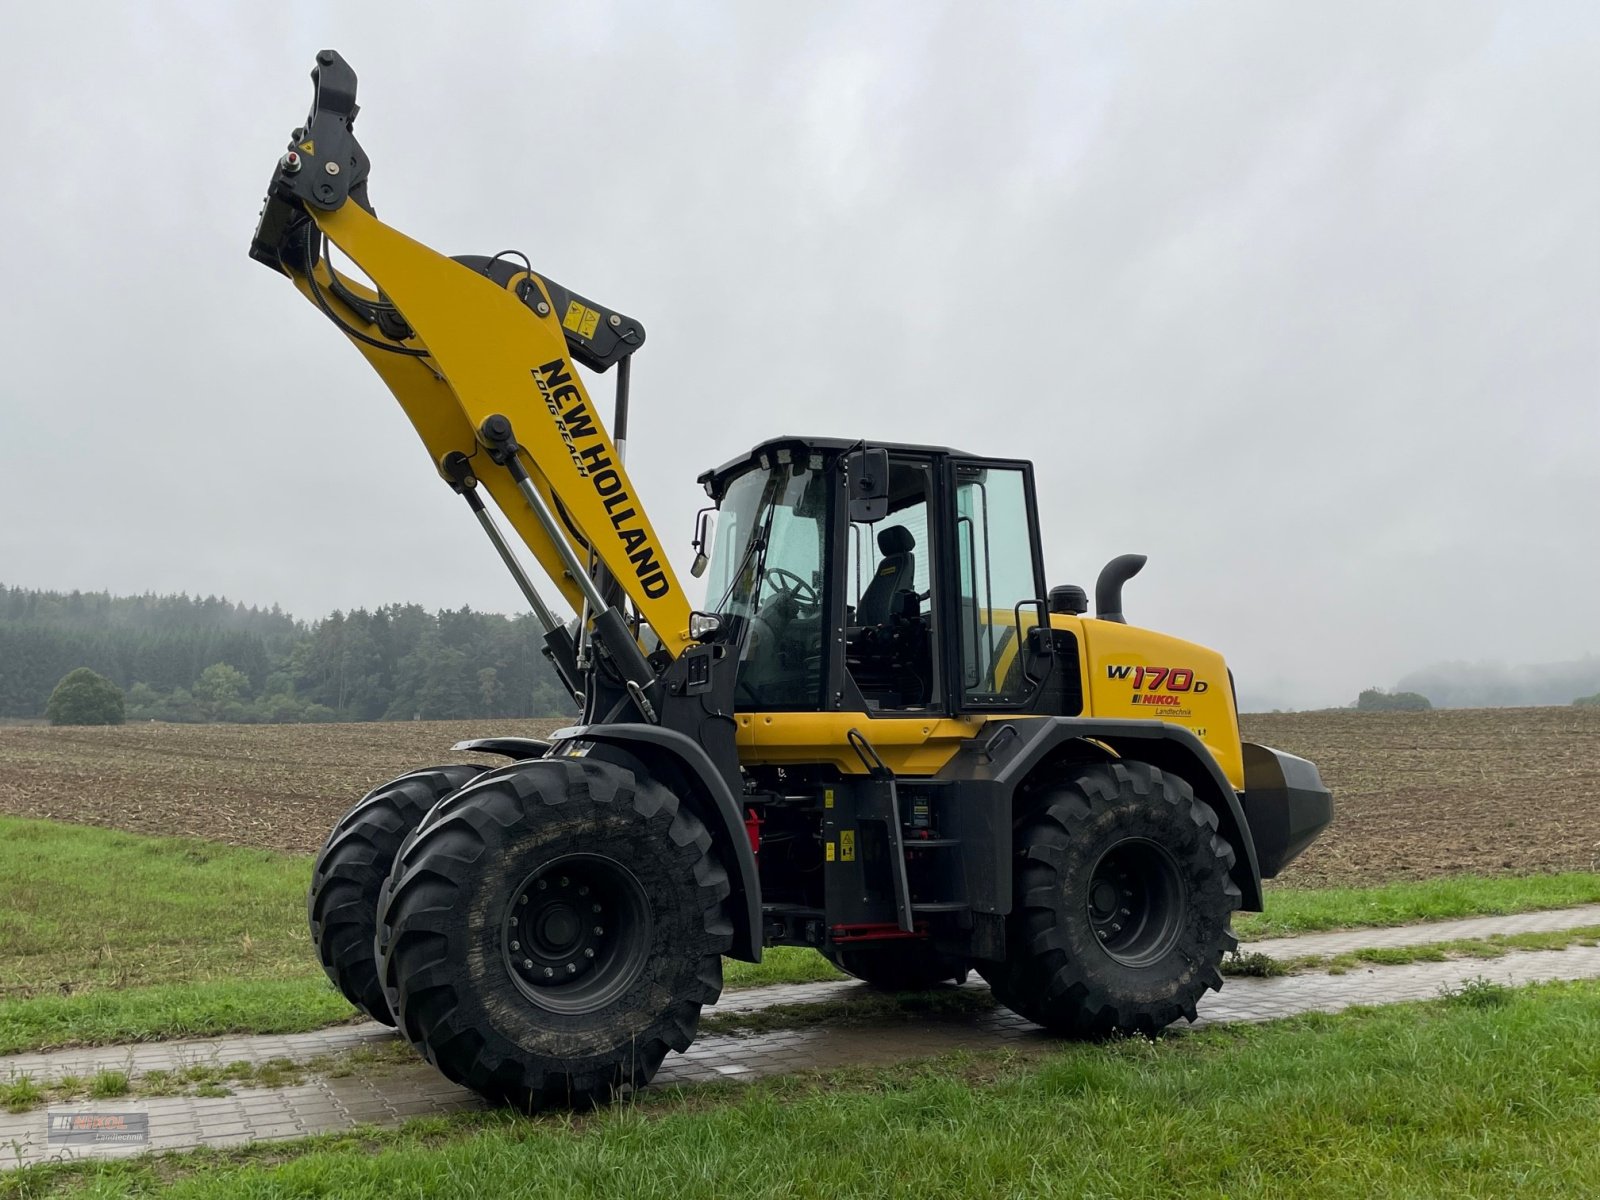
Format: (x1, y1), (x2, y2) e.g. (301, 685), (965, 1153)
(1094, 554), (1147, 624)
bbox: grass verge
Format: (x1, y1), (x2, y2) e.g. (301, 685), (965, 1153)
(0, 819), (841, 1055)
(4, 816), (1598, 1055)
(1224, 923), (1600, 978)
(0, 979), (358, 1058)
(0, 817), (315, 998)
(8, 979), (1600, 1198)
(722, 948), (843, 989)
(1240, 870), (1600, 938)
(1, 1042), (421, 1113)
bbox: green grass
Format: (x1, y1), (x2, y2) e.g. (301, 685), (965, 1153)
(84, 1070), (128, 1099)
(0, 816), (355, 1054)
(0, 1074), (43, 1113)
(723, 947), (844, 989)
(1, 1044), (424, 1113)
(0, 976), (360, 1056)
(1219, 950), (1290, 977)
(0, 817), (315, 997)
(1232, 923), (1600, 978)
(3, 815), (1598, 1055)
(10, 979), (1600, 1199)
(1240, 870), (1600, 938)
(0, 818), (841, 1054)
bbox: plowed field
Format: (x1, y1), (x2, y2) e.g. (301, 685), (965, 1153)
(2, 708), (1597, 887)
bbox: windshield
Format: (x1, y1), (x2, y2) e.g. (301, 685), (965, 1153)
(703, 464), (818, 616)
(703, 461), (829, 709)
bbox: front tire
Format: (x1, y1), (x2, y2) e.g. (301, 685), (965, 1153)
(307, 764), (483, 1024)
(377, 757), (732, 1109)
(981, 761), (1240, 1036)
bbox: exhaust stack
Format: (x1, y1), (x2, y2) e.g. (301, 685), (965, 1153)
(1095, 554), (1147, 624)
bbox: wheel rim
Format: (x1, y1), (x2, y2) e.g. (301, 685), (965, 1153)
(502, 853), (652, 1014)
(1086, 838), (1186, 968)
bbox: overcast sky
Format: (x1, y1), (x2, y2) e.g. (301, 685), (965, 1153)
(2, 2), (1596, 709)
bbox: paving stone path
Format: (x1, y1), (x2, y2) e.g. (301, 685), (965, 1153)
(1242, 902), (1600, 960)
(7, 905), (1600, 1170)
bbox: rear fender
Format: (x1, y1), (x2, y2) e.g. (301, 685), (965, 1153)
(940, 717), (1266, 912)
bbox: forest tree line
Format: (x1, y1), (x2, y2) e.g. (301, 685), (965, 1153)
(0, 584), (576, 723)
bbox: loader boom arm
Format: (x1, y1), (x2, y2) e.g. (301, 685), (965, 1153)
(250, 51), (694, 664)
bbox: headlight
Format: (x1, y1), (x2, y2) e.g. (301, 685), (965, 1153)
(688, 612), (722, 641)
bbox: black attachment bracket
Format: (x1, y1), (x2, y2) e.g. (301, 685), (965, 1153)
(453, 255), (646, 372)
(250, 49), (374, 274)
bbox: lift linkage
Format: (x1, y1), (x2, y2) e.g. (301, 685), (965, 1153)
(250, 50), (690, 727)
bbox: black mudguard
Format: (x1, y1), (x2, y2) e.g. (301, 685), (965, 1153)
(937, 717), (1277, 912)
(450, 737), (552, 760)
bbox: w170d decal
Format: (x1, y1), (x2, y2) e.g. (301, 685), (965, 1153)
(1106, 665), (1209, 693)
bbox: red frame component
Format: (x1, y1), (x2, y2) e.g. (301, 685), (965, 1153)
(829, 922), (929, 944)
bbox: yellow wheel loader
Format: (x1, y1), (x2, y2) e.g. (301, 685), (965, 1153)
(256, 52), (1333, 1110)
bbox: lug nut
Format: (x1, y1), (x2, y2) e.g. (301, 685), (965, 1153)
(591, 904), (602, 914)
(559, 876), (569, 888)
(566, 963), (577, 974)
(537, 880), (548, 890)
(511, 941), (520, 951)
(584, 948), (595, 958)
(578, 886), (589, 896)
(593, 926), (604, 936)
(517, 895), (527, 905)
(523, 959), (534, 969)
(544, 967), (554, 978)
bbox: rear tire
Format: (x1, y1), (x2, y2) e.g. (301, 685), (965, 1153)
(821, 942), (968, 990)
(377, 757), (732, 1110)
(307, 764), (483, 1025)
(981, 761), (1240, 1036)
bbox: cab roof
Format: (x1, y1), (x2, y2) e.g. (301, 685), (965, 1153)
(698, 435), (978, 500)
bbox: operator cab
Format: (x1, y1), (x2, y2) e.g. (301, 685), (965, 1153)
(697, 437), (1075, 717)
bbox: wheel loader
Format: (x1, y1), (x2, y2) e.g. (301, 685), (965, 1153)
(252, 52), (1333, 1110)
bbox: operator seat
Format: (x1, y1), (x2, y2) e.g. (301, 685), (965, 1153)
(856, 526), (916, 626)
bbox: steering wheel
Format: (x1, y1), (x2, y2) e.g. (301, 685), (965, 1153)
(763, 566), (818, 609)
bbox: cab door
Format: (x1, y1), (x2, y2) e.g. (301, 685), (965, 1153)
(945, 459), (1050, 710)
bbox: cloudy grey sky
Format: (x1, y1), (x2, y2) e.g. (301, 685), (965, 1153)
(2, 2), (1595, 709)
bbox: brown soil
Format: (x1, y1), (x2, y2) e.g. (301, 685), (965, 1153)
(0, 719), (567, 853)
(1241, 707), (1600, 886)
(1, 709), (1596, 888)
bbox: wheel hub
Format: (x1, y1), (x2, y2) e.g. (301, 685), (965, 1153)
(503, 853), (652, 1014)
(1086, 838), (1186, 969)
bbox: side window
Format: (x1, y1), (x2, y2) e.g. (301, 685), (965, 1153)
(954, 466), (1041, 705)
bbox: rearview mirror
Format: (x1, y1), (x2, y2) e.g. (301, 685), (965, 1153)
(845, 448), (890, 523)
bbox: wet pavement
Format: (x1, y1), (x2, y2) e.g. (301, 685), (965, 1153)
(7, 907), (1600, 1169)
